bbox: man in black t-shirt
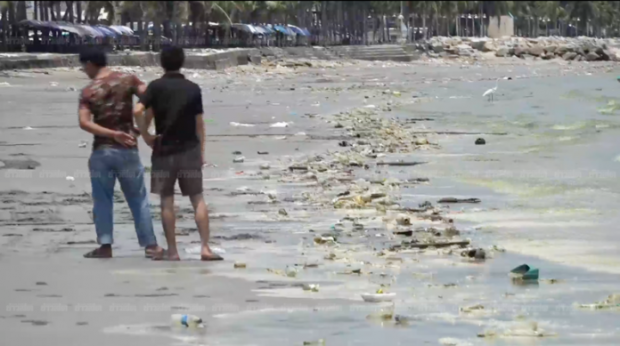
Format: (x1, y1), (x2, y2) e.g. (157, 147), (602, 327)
(134, 46), (222, 261)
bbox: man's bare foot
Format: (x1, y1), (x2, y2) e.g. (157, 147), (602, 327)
(152, 249), (180, 261)
(145, 245), (165, 258)
(201, 246), (223, 261)
(84, 245), (112, 258)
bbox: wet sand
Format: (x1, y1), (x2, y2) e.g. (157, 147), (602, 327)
(1, 57), (620, 345)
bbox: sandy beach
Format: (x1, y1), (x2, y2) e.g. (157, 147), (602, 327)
(1, 55), (620, 345)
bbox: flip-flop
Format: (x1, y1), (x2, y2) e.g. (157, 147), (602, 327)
(83, 248), (112, 259)
(145, 247), (165, 259)
(201, 254), (224, 261)
(151, 249), (180, 261)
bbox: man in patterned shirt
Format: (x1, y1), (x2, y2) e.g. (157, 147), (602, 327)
(77, 48), (163, 258)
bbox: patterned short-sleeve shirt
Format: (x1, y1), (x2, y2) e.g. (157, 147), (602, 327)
(79, 72), (144, 150)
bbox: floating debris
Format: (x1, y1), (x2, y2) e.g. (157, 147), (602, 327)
(438, 197), (481, 204)
(302, 284), (320, 292)
(270, 122), (290, 128)
(460, 304), (485, 314)
(509, 264), (539, 282)
(577, 293), (620, 310)
(477, 321), (556, 338)
(234, 262), (247, 269)
(230, 122), (254, 127)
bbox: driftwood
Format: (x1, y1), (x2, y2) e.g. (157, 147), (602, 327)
(391, 240), (470, 251)
(438, 197), (481, 204)
(377, 161), (427, 167)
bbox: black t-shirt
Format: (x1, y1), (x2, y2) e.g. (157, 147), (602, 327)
(140, 72), (203, 156)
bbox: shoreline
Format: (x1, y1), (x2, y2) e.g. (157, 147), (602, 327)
(1, 57), (619, 344)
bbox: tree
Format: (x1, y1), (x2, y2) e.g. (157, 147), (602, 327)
(567, 1), (599, 36)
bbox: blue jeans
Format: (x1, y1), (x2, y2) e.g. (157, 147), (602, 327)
(88, 148), (157, 247)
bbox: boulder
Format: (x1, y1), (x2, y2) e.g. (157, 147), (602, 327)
(555, 45), (572, 56)
(456, 44), (476, 57)
(432, 43), (444, 54)
(574, 54), (583, 62)
(514, 46), (528, 57)
(483, 40), (497, 52)
(545, 45), (557, 54)
(600, 50), (611, 61)
(495, 46), (512, 57)
(585, 52), (600, 61)
(444, 46), (458, 55)
(470, 40), (485, 51)
(562, 52), (578, 61)
(542, 52), (554, 60)
(528, 45), (545, 57)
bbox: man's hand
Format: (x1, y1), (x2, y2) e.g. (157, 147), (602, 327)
(113, 131), (136, 147)
(143, 133), (157, 148)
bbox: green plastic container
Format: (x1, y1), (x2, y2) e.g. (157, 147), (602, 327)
(509, 264), (539, 281)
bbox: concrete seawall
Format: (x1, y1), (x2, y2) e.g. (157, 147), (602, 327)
(0, 45), (423, 71)
(0, 49), (259, 71)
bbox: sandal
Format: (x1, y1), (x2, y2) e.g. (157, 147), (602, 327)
(83, 247), (112, 259)
(201, 254), (224, 261)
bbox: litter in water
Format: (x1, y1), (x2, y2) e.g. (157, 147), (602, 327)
(509, 264), (539, 281)
(230, 122), (255, 127)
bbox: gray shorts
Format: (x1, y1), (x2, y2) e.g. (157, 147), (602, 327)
(151, 145), (203, 197)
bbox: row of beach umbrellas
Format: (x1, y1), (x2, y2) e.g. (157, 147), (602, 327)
(19, 20), (135, 38)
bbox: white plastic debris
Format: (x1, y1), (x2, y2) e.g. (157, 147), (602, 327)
(364, 104), (376, 109)
(185, 246), (226, 255)
(233, 156), (245, 163)
(302, 284), (320, 292)
(78, 141), (87, 148)
(171, 314), (204, 328)
(230, 122), (254, 127)
(50, 82), (59, 87)
(361, 292), (396, 302)
(270, 122), (290, 128)
(66, 176), (75, 181)
(23, 126), (34, 130)
(285, 266), (298, 278)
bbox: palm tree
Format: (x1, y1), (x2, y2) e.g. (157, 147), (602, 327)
(440, 1), (458, 36)
(567, 1), (599, 36)
(1, 1), (9, 51)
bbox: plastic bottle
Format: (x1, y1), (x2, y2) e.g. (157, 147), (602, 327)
(171, 314), (204, 328)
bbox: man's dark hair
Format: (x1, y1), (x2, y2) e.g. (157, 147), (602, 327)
(160, 46), (185, 72)
(79, 48), (107, 67)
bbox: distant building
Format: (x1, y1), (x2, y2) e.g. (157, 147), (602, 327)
(488, 15), (514, 38)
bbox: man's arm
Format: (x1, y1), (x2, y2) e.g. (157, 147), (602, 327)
(196, 113), (205, 165)
(131, 75), (148, 136)
(133, 103), (156, 147)
(192, 88), (206, 165)
(133, 82), (156, 147)
(79, 100), (135, 147)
